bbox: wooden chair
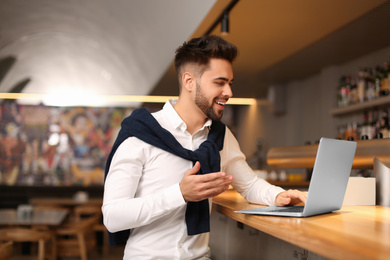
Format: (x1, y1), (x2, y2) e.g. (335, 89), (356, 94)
(74, 205), (109, 256)
(0, 228), (56, 260)
(0, 241), (13, 260)
(33, 205), (70, 212)
(55, 214), (99, 260)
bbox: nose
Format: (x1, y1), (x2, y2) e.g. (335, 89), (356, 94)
(223, 84), (233, 98)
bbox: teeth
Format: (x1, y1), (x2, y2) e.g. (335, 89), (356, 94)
(217, 101), (226, 106)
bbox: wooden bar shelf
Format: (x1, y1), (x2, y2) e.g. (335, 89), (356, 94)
(330, 95), (390, 116)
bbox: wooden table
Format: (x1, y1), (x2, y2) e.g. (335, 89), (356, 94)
(0, 209), (68, 227)
(29, 197), (102, 208)
(212, 189), (390, 260)
(0, 209), (68, 260)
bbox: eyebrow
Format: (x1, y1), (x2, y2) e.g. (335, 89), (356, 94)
(214, 77), (234, 83)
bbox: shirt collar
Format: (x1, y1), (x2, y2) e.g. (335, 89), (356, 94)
(163, 99), (212, 133)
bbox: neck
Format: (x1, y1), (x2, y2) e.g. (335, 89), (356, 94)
(174, 98), (208, 135)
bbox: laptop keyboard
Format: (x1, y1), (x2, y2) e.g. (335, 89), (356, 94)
(268, 206), (304, 213)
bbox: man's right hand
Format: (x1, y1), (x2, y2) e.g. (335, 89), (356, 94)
(179, 161), (233, 202)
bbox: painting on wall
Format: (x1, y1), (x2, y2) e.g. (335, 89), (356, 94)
(0, 101), (133, 186)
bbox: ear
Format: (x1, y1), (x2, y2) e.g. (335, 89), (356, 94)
(182, 72), (195, 92)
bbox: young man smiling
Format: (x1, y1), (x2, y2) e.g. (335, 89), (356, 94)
(174, 57), (233, 134)
(103, 35), (306, 259)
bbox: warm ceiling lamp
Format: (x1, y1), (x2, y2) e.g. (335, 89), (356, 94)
(221, 11), (229, 35)
(204, 0), (239, 36)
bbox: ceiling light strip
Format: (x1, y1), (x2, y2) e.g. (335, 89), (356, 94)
(0, 93), (257, 105)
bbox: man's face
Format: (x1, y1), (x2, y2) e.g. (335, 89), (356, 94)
(194, 58), (233, 121)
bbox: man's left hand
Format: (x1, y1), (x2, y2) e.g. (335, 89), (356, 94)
(275, 189), (307, 206)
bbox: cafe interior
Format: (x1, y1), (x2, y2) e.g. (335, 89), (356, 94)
(1, 0), (390, 259)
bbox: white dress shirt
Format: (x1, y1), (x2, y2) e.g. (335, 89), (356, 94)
(102, 99), (284, 260)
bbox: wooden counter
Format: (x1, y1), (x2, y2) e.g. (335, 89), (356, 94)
(212, 189), (390, 260)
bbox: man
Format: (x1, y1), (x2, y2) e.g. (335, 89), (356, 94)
(102, 35), (306, 259)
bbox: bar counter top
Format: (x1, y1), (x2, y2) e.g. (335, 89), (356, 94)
(212, 189), (390, 260)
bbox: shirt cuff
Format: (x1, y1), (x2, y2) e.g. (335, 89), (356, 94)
(164, 183), (186, 209)
(267, 185), (286, 206)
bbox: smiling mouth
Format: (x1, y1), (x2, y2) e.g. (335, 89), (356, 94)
(216, 101), (226, 106)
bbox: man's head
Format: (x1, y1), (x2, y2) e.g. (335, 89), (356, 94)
(174, 35), (237, 122)
(174, 35), (237, 89)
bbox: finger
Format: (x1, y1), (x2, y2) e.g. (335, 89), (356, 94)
(185, 161), (201, 176)
(279, 195), (291, 205)
(198, 183), (231, 198)
(197, 176), (233, 196)
(275, 191), (299, 206)
(299, 192), (307, 203)
(198, 174), (233, 190)
(283, 190), (306, 204)
(198, 171), (228, 182)
(275, 196), (290, 206)
(290, 190), (307, 202)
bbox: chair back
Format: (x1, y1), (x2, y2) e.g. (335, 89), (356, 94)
(0, 227), (52, 242)
(74, 205), (102, 221)
(56, 213), (101, 260)
(0, 227), (55, 260)
(0, 241), (13, 260)
(74, 205), (109, 256)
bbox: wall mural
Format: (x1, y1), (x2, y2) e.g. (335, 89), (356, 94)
(0, 101), (133, 186)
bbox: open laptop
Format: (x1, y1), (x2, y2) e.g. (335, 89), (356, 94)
(235, 137), (357, 217)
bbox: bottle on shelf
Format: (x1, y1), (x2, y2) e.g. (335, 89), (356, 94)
(380, 109), (390, 138)
(372, 109), (380, 139)
(360, 111), (370, 140)
(337, 75), (344, 107)
(374, 66), (382, 99)
(344, 123), (351, 140)
(336, 125), (345, 140)
(336, 57), (390, 109)
(336, 108), (390, 140)
(344, 122), (359, 141)
(357, 68), (366, 103)
(353, 122), (359, 140)
(380, 61), (389, 96)
(334, 57), (390, 140)
(366, 68), (375, 102)
(337, 75), (351, 107)
(368, 110), (376, 139)
(349, 75), (358, 105)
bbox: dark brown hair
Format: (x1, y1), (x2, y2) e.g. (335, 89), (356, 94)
(174, 35), (238, 87)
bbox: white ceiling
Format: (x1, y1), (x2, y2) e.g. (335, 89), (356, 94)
(0, 0), (216, 106)
(1, 0), (390, 106)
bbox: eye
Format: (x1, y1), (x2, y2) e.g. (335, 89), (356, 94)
(215, 81), (224, 86)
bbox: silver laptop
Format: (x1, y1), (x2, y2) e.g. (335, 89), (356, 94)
(235, 137), (357, 217)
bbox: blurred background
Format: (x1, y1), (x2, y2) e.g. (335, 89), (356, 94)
(1, 0), (390, 187)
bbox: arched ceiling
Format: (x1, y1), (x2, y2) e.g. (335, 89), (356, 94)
(0, 0), (216, 106)
(1, 0), (390, 106)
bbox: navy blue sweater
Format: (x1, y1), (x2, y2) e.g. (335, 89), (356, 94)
(104, 108), (226, 245)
